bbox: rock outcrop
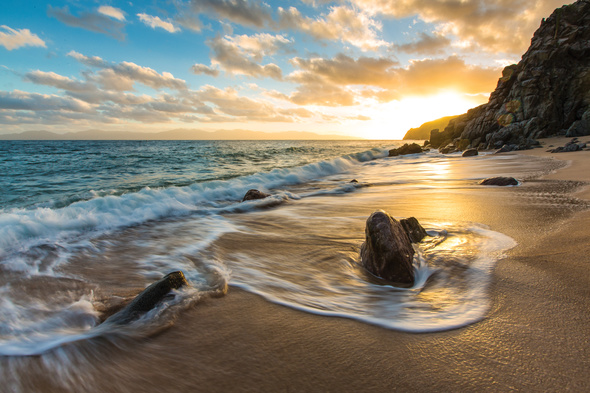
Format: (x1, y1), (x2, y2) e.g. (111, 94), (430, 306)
(547, 137), (588, 152)
(389, 143), (424, 157)
(242, 189), (270, 202)
(103, 271), (189, 325)
(430, 0), (590, 150)
(360, 211), (415, 284)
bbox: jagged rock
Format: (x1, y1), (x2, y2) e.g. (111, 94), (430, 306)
(242, 189), (270, 202)
(388, 143), (423, 157)
(104, 271), (189, 325)
(360, 210), (415, 284)
(429, 0), (590, 149)
(400, 217), (428, 243)
(480, 177), (519, 186)
(462, 148), (478, 157)
(548, 138), (587, 152)
(495, 144), (516, 154)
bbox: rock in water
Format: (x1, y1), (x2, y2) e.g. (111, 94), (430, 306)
(104, 271), (189, 325)
(400, 217), (428, 243)
(480, 177), (519, 186)
(242, 189), (270, 202)
(388, 143), (423, 157)
(462, 148), (478, 157)
(360, 210), (415, 284)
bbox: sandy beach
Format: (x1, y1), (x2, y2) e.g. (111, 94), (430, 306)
(4, 137), (589, 393)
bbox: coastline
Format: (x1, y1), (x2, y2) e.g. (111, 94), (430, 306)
(6, 137), (589, 392)
(172, 138), (590, 392)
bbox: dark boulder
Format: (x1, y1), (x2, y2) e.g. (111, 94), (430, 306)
(360, 210), (415, 285)
(242, 189), (270, 202)
(104, 271), (189, 325)
(400, 217), (428, 243)
(462, 148), (479, 157)
(480, 177), (519, 186)
(388, 143), (423, 157)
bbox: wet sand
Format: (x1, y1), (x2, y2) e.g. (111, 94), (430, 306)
(10, 136), (590, 392)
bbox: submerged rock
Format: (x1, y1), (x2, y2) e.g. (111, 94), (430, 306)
(388, 143), (423, 157)
(480, 177), (519, 186)
(242, 189), (270, 202)
(400, 217), (428, 243)
(360, 210), (415, 284)
(103, 271), (189, 325)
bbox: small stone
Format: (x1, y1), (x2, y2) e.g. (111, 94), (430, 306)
(480, 177), (519, 186)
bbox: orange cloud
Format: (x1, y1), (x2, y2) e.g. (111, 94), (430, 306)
(349, 0), (570, 54)
(280, 53), (499, 106)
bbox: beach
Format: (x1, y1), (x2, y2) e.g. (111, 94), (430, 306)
(2, 137), (589, 392)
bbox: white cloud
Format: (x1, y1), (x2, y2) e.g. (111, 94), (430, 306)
(194, 34), (288, 80)
(137, 13), (180, 33)
(98, 6), (126, 21)
(24, 70), (92, 92)
(67, 51), (188, 91)
(277, 5), (387, 50)
(0, 25), (46, 51)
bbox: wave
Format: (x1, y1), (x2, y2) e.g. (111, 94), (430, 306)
(0, 269), (229, 356)
(0, 147), (389, 262)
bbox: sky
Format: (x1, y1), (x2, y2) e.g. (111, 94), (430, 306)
(0, 0), (572, 139)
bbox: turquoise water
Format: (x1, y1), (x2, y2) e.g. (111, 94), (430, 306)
(0, 140), (384, 210)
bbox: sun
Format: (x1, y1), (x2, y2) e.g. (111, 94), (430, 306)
(358, 91), (487, 140)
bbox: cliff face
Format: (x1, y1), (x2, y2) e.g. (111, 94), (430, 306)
(431, 0), (590, 149)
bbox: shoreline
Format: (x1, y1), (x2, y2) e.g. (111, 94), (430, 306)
(5, 137), (589, 392)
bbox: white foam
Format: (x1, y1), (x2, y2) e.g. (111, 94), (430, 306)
(0, 148), (388, 265)
(227, 223), (516, 333)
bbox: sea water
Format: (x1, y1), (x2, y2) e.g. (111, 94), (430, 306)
(1, 139), (557, 360)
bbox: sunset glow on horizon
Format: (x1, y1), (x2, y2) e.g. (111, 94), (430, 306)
(0, 1), (572, 139)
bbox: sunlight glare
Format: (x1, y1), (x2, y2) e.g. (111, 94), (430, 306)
(359, 91), (485, 140)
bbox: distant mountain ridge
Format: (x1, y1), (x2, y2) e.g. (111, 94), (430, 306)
(0, 129), (362, 141)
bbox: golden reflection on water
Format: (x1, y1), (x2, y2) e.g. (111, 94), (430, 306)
(425, 160), (451, 180)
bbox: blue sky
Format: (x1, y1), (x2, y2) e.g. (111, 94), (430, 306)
(0, 0), (571, 139)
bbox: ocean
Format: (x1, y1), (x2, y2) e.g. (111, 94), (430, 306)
(0, 139), (568, 389)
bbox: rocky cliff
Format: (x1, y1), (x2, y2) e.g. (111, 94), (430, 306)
(430, 0), (590, 150)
